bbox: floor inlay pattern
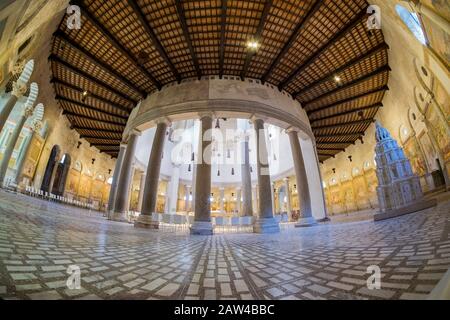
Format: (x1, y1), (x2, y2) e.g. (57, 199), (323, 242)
(0, 190), (449, 300)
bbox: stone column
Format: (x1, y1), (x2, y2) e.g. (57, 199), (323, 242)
(110, 131), (140, 222)
(236, 188), (242, 216)
(107, 144), (126, 214)
(168, 165), (181, 215)
(14, 120), (42, 185)
(219, 187), (225, 214)
(252, 118), (279, 233)
(185, 184), (191, 212)
(137, 171), (145, 212)
(190, 114), (213, 235)
(283, 178), (293, 221)
(252, 185), (258, 216)
(127, 166), (136, 211)
(135, 121), (169, 229)
(0, 105), (34, 187)
(0, 61), (34, 134)
(241, 134), (253, 216)
(288, 129), (317, 227)
(271, 182), (277, 215)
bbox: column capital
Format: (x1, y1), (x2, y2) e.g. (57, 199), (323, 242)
(285, 126), (300, 135)
(250, 115), (268, 123)
(155, 117), (171, 126)
(198, 112), (214, 120)
(11, 80), (27, 98)
(120, 143), (128, 149)
(283, 177), (290, 183)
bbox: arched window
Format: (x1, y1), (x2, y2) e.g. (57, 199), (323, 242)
(396, 5), (427, 45)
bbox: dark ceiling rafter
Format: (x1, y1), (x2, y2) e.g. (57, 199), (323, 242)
(240, 0), (273, 80)
(71, 0), (161, 90)
(312, 119), (375, 130)
(307, 86), (389, 115)
(219, 0), (228, 79)
(51, 78), (130, 113)
(317, 147), (346, 152)
(56, 95), (128, 120)
(127, 0), (181, 83)
(302, 65), (391, 105)
(49, 54), (136, 106)
(314, 132), (366, 139)
(63, 111), (125, 126)
(92, 144), (120, 149)
(72, 126), (123, 134)
(310, 103), (383, 123)
(318, 153), (336, 158)
(80, 134), (120, 140)
(294, 42), (389, 98)
(175, 0), (201, 79)
(53, 30), (146, 98)
(278, 9), (369, 90)
(261, 0), (322, 83)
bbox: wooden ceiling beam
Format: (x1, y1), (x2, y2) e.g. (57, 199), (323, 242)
(127, 0), (180, 82)
(72, 0), (161, 90)
(91, 144), (120, 149)
(310, 103), (383, 123)
(56, 95), (128, 120)
(317, 153), (335, 158)
(53, 30), (146, 98)
(307, 86), (388, 115)
(278, 9), (368, 90)
(241, 0), (273, 80)
(302, 65), (391, 104)
(317, 147), (346, 152)
(175, 0), (201, 79)
(49, 54), (136, 106)
(72, 126), (123, 134)
(80, 134), (121, 140)
(261, 0), (322, 83)
(51, 78), (130, 113)
(314, 132), (365, 139)
(62, 110), (125, 127)
(294, 42), (389, 97)
(312, 119), (375, 130)
(219, 0), (227, 78)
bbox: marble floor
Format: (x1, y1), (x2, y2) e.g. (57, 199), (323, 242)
(0, 190), (449, 300)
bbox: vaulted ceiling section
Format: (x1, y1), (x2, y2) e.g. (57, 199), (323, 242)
(50, 0), (390, 160)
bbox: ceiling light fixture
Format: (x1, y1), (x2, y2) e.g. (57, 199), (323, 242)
(334, 75), (342, 83)
(247, 40), (259, 51)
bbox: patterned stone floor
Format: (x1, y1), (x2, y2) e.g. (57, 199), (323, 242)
(0, 190), (449, 300)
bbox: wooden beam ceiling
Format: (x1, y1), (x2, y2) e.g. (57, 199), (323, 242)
(56, 95), (128, 119)
(261, 0), (322, 83)
(312, 119), (375, 130)
(72, 0), (161, 90)
(62, 111), (125, 126)
(278, 9), (368, 90)
(127, 0), (181, 82)
(310, 103), (383, 123)
(241, 0), (273, 80)
(219, 0), (227, 78)
(175, 0), (201, 79)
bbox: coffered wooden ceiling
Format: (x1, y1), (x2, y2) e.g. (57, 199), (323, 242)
(50, 0), (390, 160)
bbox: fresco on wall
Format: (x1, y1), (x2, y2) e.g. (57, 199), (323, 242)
(426, 105), (450, 162)
(341, 181), (356, 212)
(422, 15), (450, 64)
(21, 134), (44, 181)
(433, 80), (450, 124)
(353, 175), (370, 209)
(403, 137), (427, 176)
(66, 169), (80, 196)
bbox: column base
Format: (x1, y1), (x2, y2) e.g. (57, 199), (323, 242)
(108, 211), (128, 223)
(253, 217), (280, 234)
(190, 221), (213, 235)
(295, 216), (318, 228)
(134, 214), (159, 229)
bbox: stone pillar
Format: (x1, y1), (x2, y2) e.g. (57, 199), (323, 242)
(288, 130), (317, 227)
(252, 118), (279, 233)
(0, 62), (33, 134)
(135, 121), (168, 229)
(0, 105), (34, 187)
(271, 182), (276, 215)
(15, 120), (42, 185)
(168, 165), (181, 214)
(241, 135), (253, 216)
(219, 187), (225, 214)
(283, 178), (293, 221)
(127, 166), (136, 211)
(110, 131), (140, 222)
(236, 188), (242, 216)
(190, 114), (213, 235)
(107, 144), (126, 214)
(137, 171), (145, 212)
(185, 184), (191, 212)
(252, 185), (258, 216)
